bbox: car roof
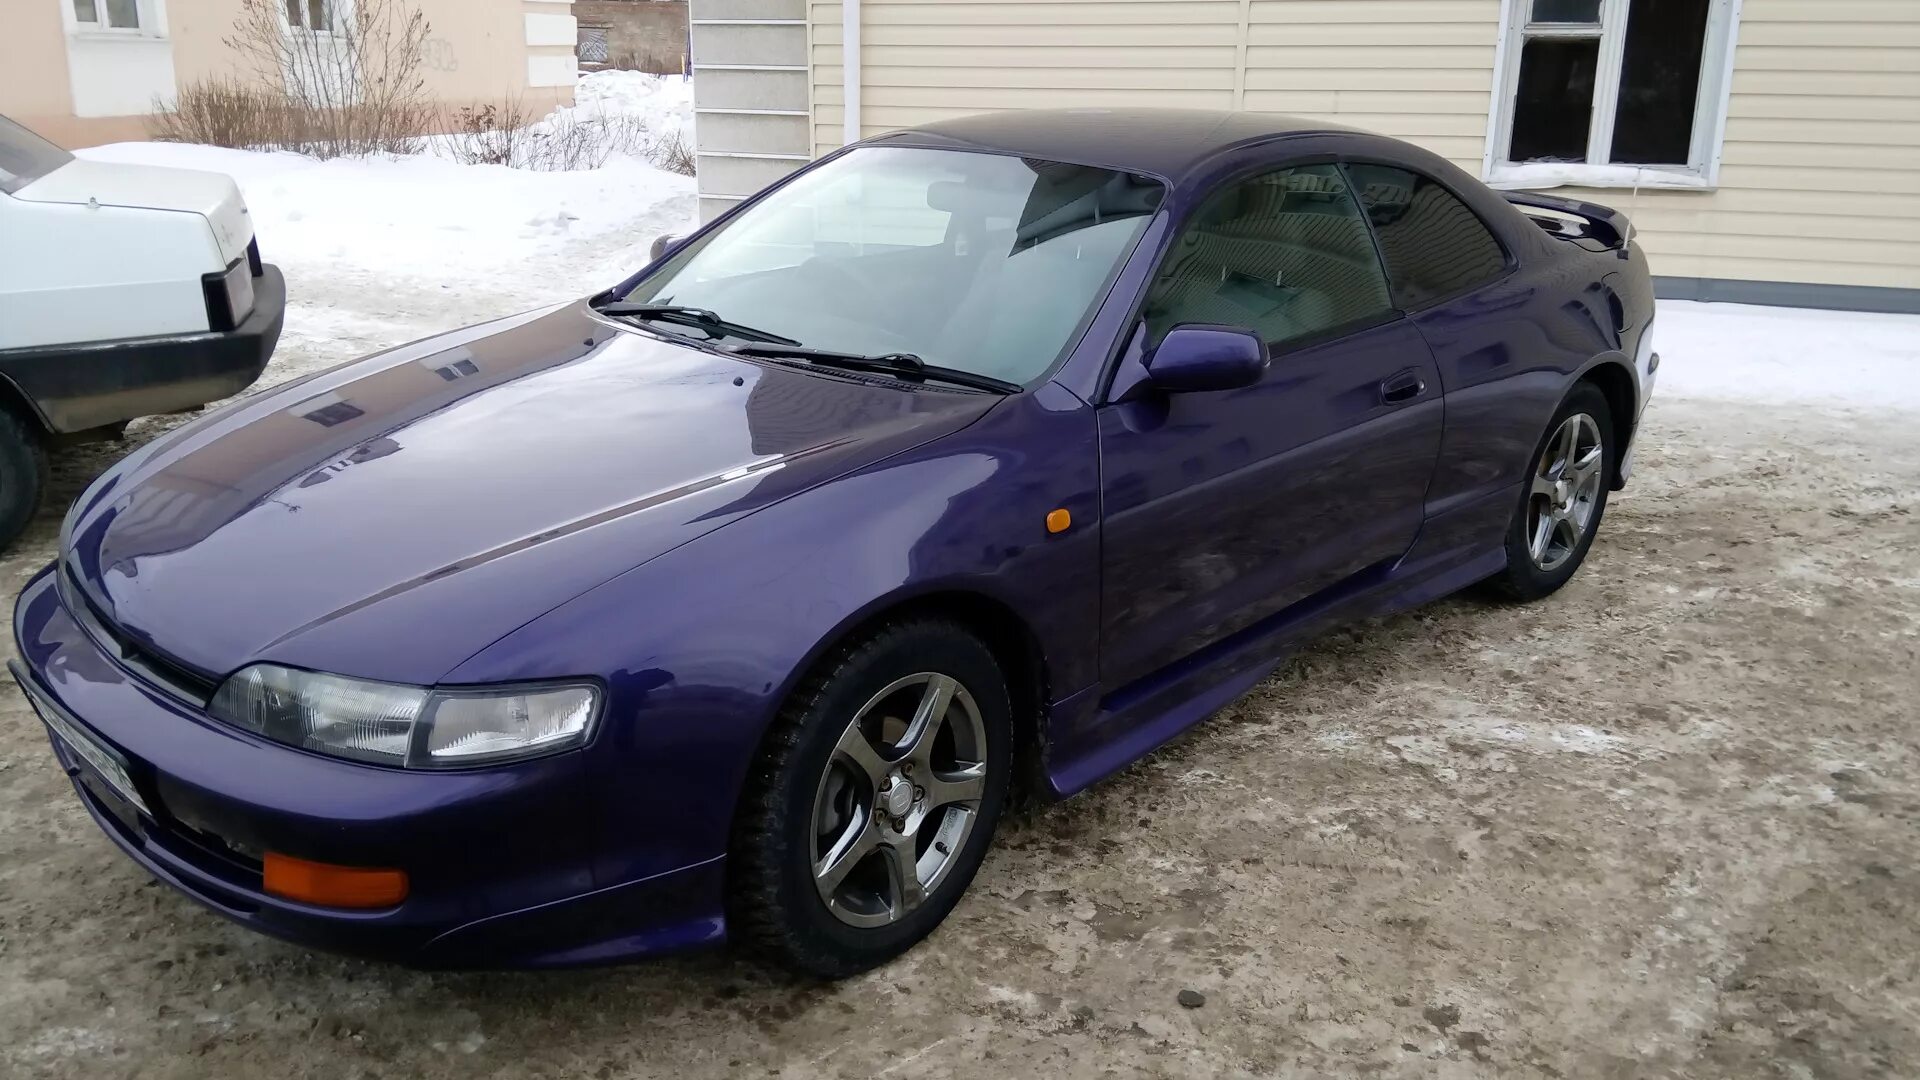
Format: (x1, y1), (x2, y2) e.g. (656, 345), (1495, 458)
(873, 108), (1366, 183)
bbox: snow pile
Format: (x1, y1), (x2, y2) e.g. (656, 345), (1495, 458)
(573, 70), (694, 146)
(75, 74), (698, 300)
(79, 141), (693, 289)
(1653, 300), (1920, 411)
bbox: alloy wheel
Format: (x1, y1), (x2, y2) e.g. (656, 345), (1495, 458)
(809, 672), (989, 928)
(1527, 412), (1606, 572)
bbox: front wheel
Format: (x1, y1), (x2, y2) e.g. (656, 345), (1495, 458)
(1481, 382), (1614, 602)
(728, 619), (1012, 977)
(0, 407), (49, 552)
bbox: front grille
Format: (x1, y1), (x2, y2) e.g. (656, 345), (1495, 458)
(60, 565), (219, 705)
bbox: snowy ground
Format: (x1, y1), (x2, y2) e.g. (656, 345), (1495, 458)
(3, 89), (1920, 1077)
(1654, 300), (1920, 411)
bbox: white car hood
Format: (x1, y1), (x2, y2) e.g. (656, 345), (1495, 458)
(14, 158), (253, 265)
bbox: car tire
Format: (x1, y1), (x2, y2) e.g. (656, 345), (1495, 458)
(729, 618), (1012, 978)
(1481, 381), (1614, 603)
(0, 406), (49, 552)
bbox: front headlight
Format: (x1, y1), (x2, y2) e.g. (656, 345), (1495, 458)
(208, 664), (599, 769)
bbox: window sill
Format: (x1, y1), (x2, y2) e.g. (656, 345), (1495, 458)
(1485, 163), (1715, 193)
(69, 30), (169, 44)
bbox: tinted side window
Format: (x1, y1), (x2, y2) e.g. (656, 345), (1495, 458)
(1143, 164), (1395, 349)
(1345, 164), (1507, 309)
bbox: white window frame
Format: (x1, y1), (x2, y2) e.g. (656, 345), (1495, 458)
(1484, 0), (1742, 191)
(64, 0), (168, 40)
(284, 0), (342, 35)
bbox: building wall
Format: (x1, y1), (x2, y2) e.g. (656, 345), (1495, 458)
(687, 0), (810, 220)
(3, 0), (579, 149)
(786, 0), (1920, 296)
(0, 1), (87, 140)
(574, 0), (689, 72)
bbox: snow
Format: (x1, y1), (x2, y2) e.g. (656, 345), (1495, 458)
(73, 71), (697, 304)
(80, 141), (689, 285)
(1652, 300), (1920, 411)
(572, 68), (695, 147)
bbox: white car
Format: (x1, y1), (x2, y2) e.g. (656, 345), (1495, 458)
(0, 114), (283, 548)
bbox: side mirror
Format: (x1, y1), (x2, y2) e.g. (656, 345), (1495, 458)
(650, 234), (683, 261)
(1143, 325), (1269, 394)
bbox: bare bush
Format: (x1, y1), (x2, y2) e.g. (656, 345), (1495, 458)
(204, 0), (433, 158)
(647, 130), (696, 176)
(436, 101), (538, 167)
(607, 46), (684, 76)
(433, 100), (655, 172)
(149, 79), (284, 147)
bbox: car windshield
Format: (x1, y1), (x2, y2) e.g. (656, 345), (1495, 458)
(0, 114), (74, 196)
(619, 147), (1165, 386)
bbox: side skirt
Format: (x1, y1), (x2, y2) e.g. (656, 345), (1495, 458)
(1042, 482), (1519, 799)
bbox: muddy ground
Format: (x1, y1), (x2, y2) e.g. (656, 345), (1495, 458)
(0, 275), (1915, 1078)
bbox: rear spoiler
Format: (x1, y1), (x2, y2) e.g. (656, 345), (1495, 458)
(1502, 191), (1633, 250)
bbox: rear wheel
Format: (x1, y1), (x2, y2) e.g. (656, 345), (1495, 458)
(0, 406), (49, 552)
(729, 619), (1011, 977)
(1482, 382), (1613, 602)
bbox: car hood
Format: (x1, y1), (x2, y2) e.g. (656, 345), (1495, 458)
(61, 301), (999, 684)
(15, 157), (253, 263)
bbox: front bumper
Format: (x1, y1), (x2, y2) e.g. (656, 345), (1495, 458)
(0, 264), (287, 434)
(10, 567), (724, 967)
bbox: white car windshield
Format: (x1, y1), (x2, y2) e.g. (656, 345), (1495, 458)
(0, 115), (74, 196)
(621, 147), (1165, 386)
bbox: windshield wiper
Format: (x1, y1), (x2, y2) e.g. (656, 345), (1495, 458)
(727, 344), (1021, 395)
(591, 301), (800, 346)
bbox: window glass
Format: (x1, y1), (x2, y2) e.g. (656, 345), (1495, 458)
(72, 0), (99, 22)
(105, 0), (139, 27)
(1142, 165), (1394, 349)
(1510, 38), (1598, 163)
(0, 114), (76, 196)
(1345, 164), (1507, 309)
(627, 147), (1164, 385)
(285, 0), (330, 29)
(1531, 0), (1599, 23)
(1497, 0), (1726, 175)
(1612, 0), (1711, 165)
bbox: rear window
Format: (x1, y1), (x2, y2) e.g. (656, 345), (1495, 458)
(0, 115), (73, 195)
(1344, 163), (1508, 310)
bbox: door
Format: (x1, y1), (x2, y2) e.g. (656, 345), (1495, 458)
(1096, 164), (1444, 688)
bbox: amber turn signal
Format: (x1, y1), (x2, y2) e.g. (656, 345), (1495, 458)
(263, 852), (409, 909)
(1046, 508), (1071, 534)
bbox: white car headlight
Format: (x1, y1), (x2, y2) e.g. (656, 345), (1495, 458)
(208, 664), (599, 768)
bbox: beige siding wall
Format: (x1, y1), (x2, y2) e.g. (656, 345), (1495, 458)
(1579, 0), (1919, 289)
(688, 0), (811, 219)
(803, 0), (1920, 291)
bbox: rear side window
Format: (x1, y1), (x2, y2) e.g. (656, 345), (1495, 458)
(1344, 163), (1508, 310)
(1143, 164), (1395, 349)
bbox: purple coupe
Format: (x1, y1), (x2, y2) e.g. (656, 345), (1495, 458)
(12, 109), (1657, 976)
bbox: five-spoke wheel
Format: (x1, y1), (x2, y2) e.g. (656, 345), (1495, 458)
(811, 673), (989, 927)
(1484, 381), (1615, 602)
(729, 619), (1010, 977)
(1526, 412), (1606, 572)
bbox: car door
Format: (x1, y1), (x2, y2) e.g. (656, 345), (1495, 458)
(1096, 163), (1444, 689)
(1342, 161), (1541, 516)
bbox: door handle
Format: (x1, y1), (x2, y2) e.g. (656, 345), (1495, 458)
(1380, 370), (1427, 404)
